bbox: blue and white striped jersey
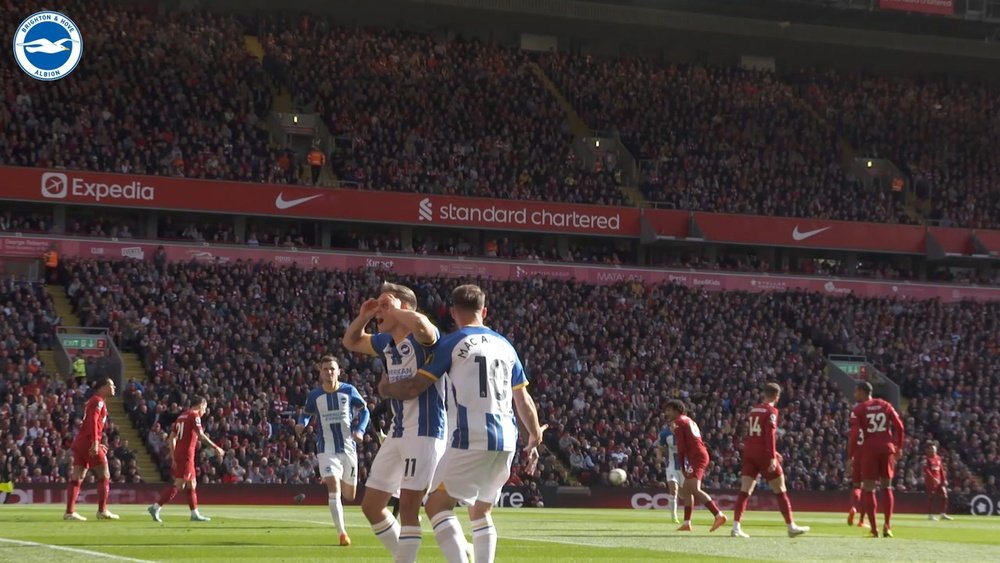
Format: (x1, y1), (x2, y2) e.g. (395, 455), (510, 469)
(370, 331), (447, 440)
(658, 426), (682, 471)
(303, 383), (370, 455)
(418, 326), (527, 452)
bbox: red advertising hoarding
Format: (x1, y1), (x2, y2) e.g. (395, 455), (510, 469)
(880, 0), (955, 16)
(7, 165), (1000, 254)
(0, 483), (952, 515)
(2, 166), (639, 237)
(5, 234), (1000, 302)
(693, 212), (927, 254)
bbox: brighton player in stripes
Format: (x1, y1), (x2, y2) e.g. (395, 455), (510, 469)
(343, 283), (445, 561)
(380, 284), (546, 563)
(297, 356), (370, 546)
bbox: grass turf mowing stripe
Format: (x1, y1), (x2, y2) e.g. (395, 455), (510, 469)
(0, 537), (156, 562)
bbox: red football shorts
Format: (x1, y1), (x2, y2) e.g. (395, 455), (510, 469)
(926, 482), (948, 497)
(741, 451), (783, 481)
(850, 456), (863, 484)
(861, 451), (896, 481)
(172, 456), (196, 481)
(683, 456), (709, 481)
(72, 442), (107, 470)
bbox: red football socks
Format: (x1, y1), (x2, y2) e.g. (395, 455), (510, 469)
(775, 491), (794, 525)
(734, 492), (750, 523)
(863, 491), (878, 531)
(683, 504), (693, 521)
(850, 488), (862, 512)
(158, 485), (179, 506)
(187, 488), (198, 511)
(66, 479), (82, 513)
(96, 478), (109, 513)
(704, 500), (721, 517)
(882, 489), (894, 528)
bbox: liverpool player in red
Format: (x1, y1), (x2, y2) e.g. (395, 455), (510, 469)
(147, 397), (224, 522)
(730, 383), (809, 538)
(64, 377), (119, 521)
(849, 381), (904, 538)
(665, 399), (727, 533)
(924, 443), (954, 521)
(847, 446), (867, 528)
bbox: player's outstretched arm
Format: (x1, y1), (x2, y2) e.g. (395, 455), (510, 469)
(378, 371), (435, 401)
(343, 298), (380, 355)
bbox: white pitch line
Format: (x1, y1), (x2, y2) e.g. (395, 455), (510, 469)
(0, 537), (156, 562)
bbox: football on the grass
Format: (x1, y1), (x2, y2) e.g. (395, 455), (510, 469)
(609, 468), (627, 486)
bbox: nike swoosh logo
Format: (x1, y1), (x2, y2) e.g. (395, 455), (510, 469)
(275, 193), (322, 210)
(792, 226), (831, 241)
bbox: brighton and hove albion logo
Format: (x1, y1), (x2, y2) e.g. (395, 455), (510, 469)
(13, 11), (83, 81)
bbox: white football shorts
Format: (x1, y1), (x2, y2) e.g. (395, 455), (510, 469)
(318, 451), (358, 487)
(430, 448), (514, 506)
(365, 436), (446, 494)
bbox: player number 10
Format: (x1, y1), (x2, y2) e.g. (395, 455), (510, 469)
(474, 355), (508, 401)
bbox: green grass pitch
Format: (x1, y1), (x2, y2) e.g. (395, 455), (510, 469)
(2, 505), (999, 562)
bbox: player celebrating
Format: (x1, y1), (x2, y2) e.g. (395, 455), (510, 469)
(380, 284), (546, 563)
(730, 383), (809, 538)
(147, 397), (224, 522)
(849, 381), (904, 538)
(924, 443), (954, 521)
(343, 283), (445, 561)
(664, 399), (727, 533)
(299, 355), (371, 546)
(64, 376), (119, 521)
(656, 424), (682, 524)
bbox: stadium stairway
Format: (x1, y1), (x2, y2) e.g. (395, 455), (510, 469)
(530, 62), (649, 208)
(46, 284), (162, 482)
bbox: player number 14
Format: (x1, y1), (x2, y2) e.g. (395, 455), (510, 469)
(748, 416), (762, 436)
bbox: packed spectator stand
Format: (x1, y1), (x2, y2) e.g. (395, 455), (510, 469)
(0, 279), (140, 485)
(55, 258), (993, 508)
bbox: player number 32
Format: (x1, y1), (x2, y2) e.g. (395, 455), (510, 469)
(866, 412), (888, 433)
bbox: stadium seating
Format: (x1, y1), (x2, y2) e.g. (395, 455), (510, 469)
(0, 280), (139, 484)
(257, 18), (627, 204)
(792, 69), (1000, 229)
(59, 258), (992, 502)
(0, 1), (284, 183)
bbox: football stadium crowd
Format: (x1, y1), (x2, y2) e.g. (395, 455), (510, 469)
(3, 5), (998, 228)
(0, 280), (140, 485)
(53, 258), (994, 504)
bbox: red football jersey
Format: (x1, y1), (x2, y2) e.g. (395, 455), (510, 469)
(924, 454), (946, 485)
(849, 398), (904, 457)
(172, 409), (203, 459)
(73, 395), (108, 448)
(743, 403), (779, 459)
(672, 414), (709, 467)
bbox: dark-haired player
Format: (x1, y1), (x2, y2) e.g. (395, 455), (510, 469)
(64, 377), (118, 521)
(148, 397), (224, 522)
(730, 383), (809, 538)
(664, 399), (726, 533)
(924, 444), (953, 521)
(849, 381), (904, 538)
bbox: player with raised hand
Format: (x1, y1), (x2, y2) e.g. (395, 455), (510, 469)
(298, 355), (370, 546)
(148, 397), (224, 522)
(380, 284), (546, 563)
(924, 443), (954, 521)
(656, 424), (682, 524)
(342, 283), (445, 562)
(64, 376), (118, 521)
(664, 399), (727, 533)
(730, 383), (809, 538)
(849, 381), (904, 538)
